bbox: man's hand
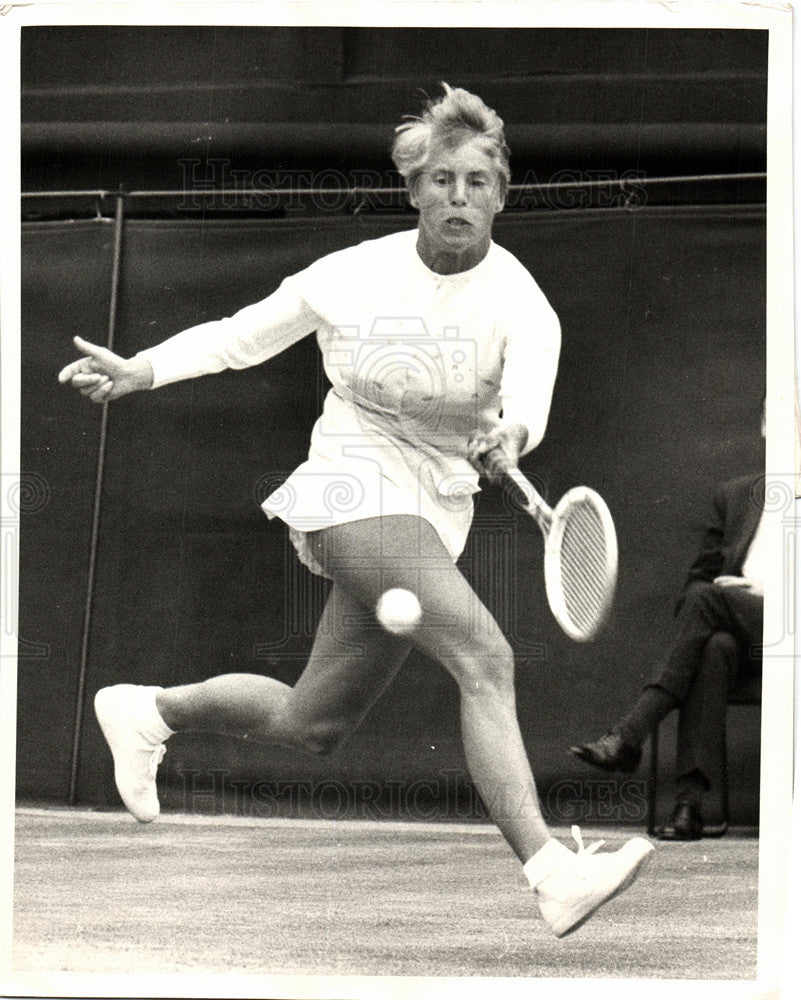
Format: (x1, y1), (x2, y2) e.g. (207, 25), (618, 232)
(467, 422), (528, 484)
(714, 575), (764, 598)
(58, 336), (154, 402)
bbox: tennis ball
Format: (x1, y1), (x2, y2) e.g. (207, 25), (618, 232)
(375, 588), (422, 635)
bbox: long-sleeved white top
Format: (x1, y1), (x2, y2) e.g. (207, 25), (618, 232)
(137, 229), (561, 561)
(139, 229), (560, 451)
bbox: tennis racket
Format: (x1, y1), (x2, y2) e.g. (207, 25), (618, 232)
(502, 467), (618, 642)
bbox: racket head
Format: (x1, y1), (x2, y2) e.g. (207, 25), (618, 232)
(543, 486), (618, 641)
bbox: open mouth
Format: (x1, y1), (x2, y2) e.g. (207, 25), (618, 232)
(445, 217), (470, 228)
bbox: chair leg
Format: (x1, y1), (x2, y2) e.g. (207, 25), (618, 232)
(701, 719), (731, 837)
(647, 724), (658, 836)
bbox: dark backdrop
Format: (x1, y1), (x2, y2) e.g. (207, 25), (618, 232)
(18, 26), (766, 826)
(19, 206), (765, 824)
(22, 26), (766, 190)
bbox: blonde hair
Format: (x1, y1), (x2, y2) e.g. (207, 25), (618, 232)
(391, 83), (511, 188)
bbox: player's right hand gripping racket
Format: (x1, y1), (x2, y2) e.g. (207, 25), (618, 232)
(502, 467), (618, 642)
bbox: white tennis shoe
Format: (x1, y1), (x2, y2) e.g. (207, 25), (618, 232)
(94, 685), (166, 823)
(530, 826), (654, 937)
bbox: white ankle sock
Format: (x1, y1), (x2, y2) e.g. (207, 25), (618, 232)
(129, 685), (175, 744)
(523, 838), (571, 890)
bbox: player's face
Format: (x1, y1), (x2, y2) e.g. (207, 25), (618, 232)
(410, 135), (506, 274)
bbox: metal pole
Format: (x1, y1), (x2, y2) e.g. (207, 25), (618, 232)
(68, 192), (125, 805)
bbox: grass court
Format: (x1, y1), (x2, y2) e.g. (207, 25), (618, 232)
(12, 806), (758, 982)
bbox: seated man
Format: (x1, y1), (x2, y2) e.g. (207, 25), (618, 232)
(570, 407), (765, 839)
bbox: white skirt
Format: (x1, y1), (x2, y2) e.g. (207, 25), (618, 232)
(261, 451), (477, 578)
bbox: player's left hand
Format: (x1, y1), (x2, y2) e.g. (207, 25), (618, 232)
(467, 422), (528, 484)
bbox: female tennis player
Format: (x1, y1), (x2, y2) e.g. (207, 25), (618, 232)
(59, 84), (653, 937)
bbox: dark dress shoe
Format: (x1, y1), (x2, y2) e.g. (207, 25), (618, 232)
(569, 730), (642, 772)
(659, 801), (703, 841)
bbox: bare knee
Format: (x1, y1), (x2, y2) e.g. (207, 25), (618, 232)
(448, 633), (516, 701)
(287, 712), (351, 758)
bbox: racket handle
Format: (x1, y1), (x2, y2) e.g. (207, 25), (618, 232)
(502, 467), (553, 532)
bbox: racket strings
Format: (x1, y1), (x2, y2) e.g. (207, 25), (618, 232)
(558, 501), (614, 634)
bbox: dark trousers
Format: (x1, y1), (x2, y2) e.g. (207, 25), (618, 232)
(649, 581), (762, 786)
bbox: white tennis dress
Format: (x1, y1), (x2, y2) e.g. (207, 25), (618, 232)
(137, 229), (560, 576)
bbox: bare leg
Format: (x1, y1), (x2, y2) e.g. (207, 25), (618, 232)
(157, 582), (412, 756)
(98, 512), (653, 935)
(308, 515), (550, 862)
(157, 514), (548, 861)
